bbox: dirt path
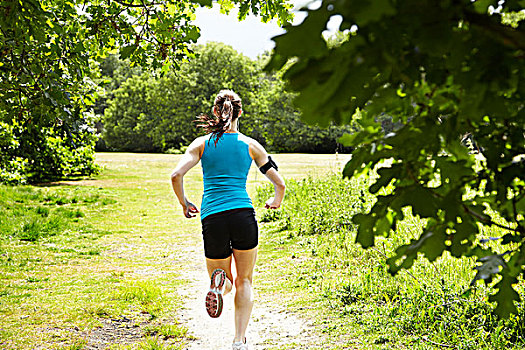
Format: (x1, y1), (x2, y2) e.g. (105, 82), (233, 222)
(172, 239), (320, 350)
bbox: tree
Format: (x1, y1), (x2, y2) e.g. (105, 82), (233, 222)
(269, 0), (525, 317)
(157, 41), (264, 149)
(101, 42), (355, 153)
(0, 0), (292, 182)
(103, 73), (159, 152)
(251, 59), (355, 153)
(102, 42), (263, 151)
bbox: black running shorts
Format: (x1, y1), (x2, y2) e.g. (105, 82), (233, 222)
(201, 208), (258, 260)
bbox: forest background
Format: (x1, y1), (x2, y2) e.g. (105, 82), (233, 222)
(97, 41), (354, 155)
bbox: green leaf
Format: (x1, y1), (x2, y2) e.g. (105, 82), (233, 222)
(194, 0), (213, 6)
(489, 273), (519, 318)
(471, 254), (507, 285)
(120, 45), (137, 59)
(449, 218), (478, 257)
(435, 157), (474, 184)
(338, 0), (396, 26)
(369, 164), (402, 194)
(391, 185), (439, 218)
(387, 230), (428, 274)
(268, 5), (330, 69)
(472, 0), (497, 14)
(184, 26), (200, 42)
(338, 125), (380, 148)
(353, 213), (377, 248)
(342, 147), (371, 178)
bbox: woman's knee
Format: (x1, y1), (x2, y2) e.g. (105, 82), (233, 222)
(235, 276), (252, 290)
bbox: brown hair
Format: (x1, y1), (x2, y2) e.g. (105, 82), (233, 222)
(197, 90), (242, 144)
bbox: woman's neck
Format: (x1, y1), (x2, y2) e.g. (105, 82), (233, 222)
(226, 119), (239, 133)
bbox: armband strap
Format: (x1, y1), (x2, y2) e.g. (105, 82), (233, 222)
(259, 156), (278, 174)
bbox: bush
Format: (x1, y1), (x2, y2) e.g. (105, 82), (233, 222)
(0, 120), (28, 184)
(256, 173), (371, 236)
(0, 110), (100, 184)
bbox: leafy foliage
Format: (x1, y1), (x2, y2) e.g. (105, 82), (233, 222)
(101, 43), (354, 153)
(269, 0), (525, 317)
(0, 0), (292, 182)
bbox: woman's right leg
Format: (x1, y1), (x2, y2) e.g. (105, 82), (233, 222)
(232, 247), (258, 343)
(204, 257), (233, 318)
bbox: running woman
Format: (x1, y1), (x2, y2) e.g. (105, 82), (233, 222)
(170, 90), (285, 350)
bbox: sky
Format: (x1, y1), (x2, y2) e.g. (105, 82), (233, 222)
(193, 0), (333, 59)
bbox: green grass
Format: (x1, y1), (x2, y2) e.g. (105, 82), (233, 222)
(0, 153), (197, 349)
(254, 173), (525, 349)
(3, 152), (522, 349)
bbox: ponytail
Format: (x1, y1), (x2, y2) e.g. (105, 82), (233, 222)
(196, 90), (242, 145)
(221, 99), (233, 130)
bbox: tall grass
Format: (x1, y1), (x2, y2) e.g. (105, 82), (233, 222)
(255, 174), (525, 349)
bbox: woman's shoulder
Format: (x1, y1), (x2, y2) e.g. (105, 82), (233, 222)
(238, 134), (266, 160)
(189, 135), (210, 147)
(238, 133), (260, 146)
(187, 135), (210, 157)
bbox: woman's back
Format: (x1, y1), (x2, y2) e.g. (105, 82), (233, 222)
(200, 132), (253, 219)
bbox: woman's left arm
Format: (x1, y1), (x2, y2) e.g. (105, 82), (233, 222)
(171, 138), (203, 218)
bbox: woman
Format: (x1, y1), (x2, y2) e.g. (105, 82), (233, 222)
(170, 90), (285, 350)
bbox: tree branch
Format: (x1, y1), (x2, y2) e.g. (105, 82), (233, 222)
(463, 10), (525, 51)
(111, 0), (163, 8)
(404, 161), (523, 235)
(462, 203), (524, 235)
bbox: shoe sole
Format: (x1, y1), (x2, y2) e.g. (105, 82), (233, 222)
(206, 269), (226, 318)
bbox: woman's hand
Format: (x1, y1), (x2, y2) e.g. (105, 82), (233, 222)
(265, 197), (281, 209)
(183, 201), (200, 218)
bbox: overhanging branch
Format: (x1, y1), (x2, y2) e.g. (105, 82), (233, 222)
(111, 0), (163, 8)
(463, 10), (525, 51)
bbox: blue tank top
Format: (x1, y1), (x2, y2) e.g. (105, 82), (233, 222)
(200, 132), (254, 220)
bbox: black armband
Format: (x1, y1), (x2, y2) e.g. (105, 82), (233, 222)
(259, 156), (278, 174)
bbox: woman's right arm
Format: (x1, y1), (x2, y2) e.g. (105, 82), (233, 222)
(250, 140), (286, 209)
(171, 137), (203, 218)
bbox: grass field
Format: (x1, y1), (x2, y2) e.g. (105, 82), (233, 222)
(0, 153), (199, 349)
(0, 153), (348, 349)
(1, 152), (523, 349)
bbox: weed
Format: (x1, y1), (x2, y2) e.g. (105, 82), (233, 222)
(144, 323), (189, 340)
(118, 280), (163, 304)
(58, 339), (87, 350)
(35, 206), (50, 217)
(18, 219), (44, 241)
(117, 280), (166, 319)
(136, 337), (184, 350)
(83, 302), (111, 317)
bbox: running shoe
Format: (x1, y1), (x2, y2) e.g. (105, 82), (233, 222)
(205, 268), (226, 318)
(232, 339), (249, 350)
